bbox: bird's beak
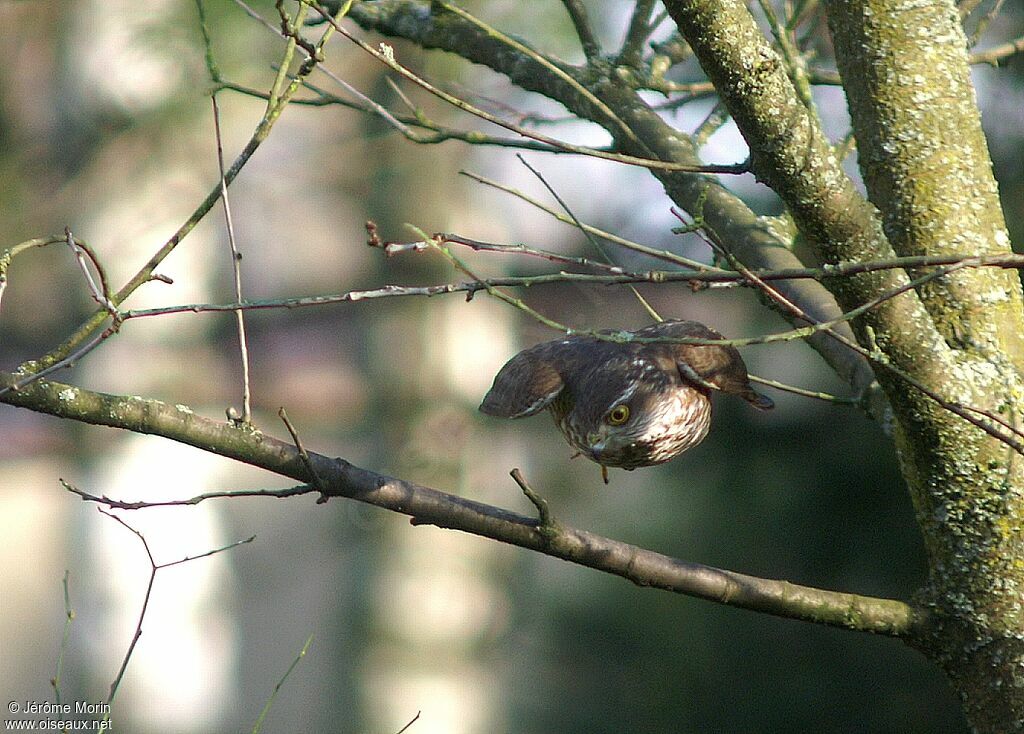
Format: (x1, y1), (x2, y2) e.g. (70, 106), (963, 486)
(585, 432), (610, 483)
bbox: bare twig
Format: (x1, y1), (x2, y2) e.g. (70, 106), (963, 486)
(212, 95), (253, 424)
(693, 101), (731, 147)
(748, 374), (858, 405)
(756, 0), (814, 109)
(0, 328), (115, 398)
(435, 1), (641, 147)
(63, 479), (313, 509)
(95, 508), (254, 732)
(807, 37), (1024, 84)
(0, 231), (122, 397)
(278, 407), (328, 501)
(618, 0), (657, 67)
(460, 170), (714, 271)
(230, 0), (280, 35)
(514, 153), (663, 322)
(395, 711), (422, 734)
(251, 634), (314, 734)
(0, 236), (77, 314)
(970, 34), (1024, 67)
(308, 3), (749, 175)
(423, 227), (571, 333)
(221, 73), (576, 153)
(964, 0), (1007, 49)
(65, 229), (116, 316)
(195, 0), (221, 82)
(429, 234), (633, 273)
(51, 571), (75, 707)
(33, 0), (333, 373)
(510, 468), (555, 531)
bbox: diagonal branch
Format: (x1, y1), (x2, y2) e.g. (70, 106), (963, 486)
(32, 0), (337, 373)
(2, 371), (918, 638)
(561, 0), (601, 60)
(617, 0), (657, 67)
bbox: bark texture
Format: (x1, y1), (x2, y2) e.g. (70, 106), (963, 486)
(826, 1), (1024, 729)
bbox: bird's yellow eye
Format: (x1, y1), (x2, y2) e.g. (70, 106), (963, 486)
(607, 404), (630, 425)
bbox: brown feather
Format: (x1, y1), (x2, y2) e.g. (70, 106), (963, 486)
(479, 320), (772, 472)
(479, 343), (566, 418)
(634, 321), (774, 410)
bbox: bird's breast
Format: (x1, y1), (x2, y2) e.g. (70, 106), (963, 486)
(632, 386), (712, 465)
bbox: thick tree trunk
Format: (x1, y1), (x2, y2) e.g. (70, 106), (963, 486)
(825, 1), (1024, 729)
(661, 0), (1024, 725)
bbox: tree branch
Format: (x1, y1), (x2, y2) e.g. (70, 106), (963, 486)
(661, 0), (951, 386)
(2, 372), (918, 638)
(561, 0), (601, 60)
(342, 0), (880, 408)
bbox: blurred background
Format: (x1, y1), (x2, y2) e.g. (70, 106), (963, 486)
(1, 1), (1021, 731)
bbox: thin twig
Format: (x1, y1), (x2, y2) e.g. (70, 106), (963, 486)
(279, 407), (328, 501)
(51, 570), (75, 707)
(195, 0), (221, 82)
(515, 154), (663, 322)
(95, 508), (254, 733)
(757, 0), (814, 110)
(1, 230), (123, 395)
(0, 328), (115, 398)
(618, 0), (657, 67)
(31, 0), (332, 372)
(748, 374), (857, 405)
(223, 72), (576, 153)
(693, 101), (731, 147)
(395, 711), (422, 734)
(63, 478), (314, 509)
(231, 0), (280, 35)
(965, 0), (1007, 49)
(431, 234), (633, 273)
(435, 1), (641, 148)
(65, 229), (116, 316)
(308, 3), (748, 175)
(970, 34), (1024, 67)
(212, 95), (253, 424)
(511, 468), (554, 531)
(461, 170), (715, 271)
(251, 634), (314, 734)
(392, 225), (569, 333)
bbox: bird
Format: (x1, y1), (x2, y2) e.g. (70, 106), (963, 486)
(479, 320), (773, 483)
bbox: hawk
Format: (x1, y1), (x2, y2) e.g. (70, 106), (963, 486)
(479, 320), (773, 482)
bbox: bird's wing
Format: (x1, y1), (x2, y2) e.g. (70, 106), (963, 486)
(478, 340), (567, 418)
(637, 320), (774, 410)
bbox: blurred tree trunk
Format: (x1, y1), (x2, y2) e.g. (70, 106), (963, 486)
(346, 0), (1024, 728)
